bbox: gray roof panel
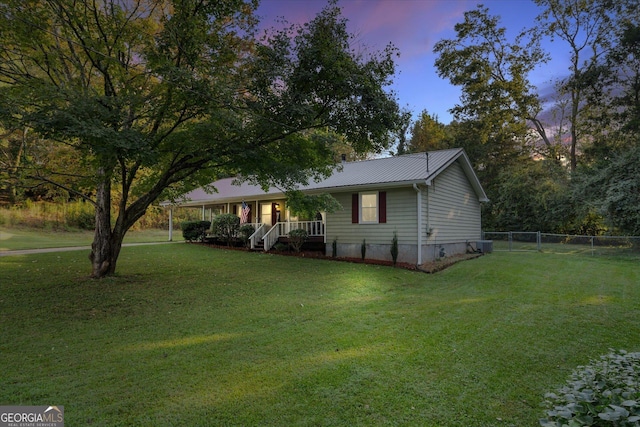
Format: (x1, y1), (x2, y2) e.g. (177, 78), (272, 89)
(171, 148), (488, 206)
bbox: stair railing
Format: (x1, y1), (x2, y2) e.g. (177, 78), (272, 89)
(248, 223), (265, 249)
(261, 223), (281, 251)
(261, 221), (325, 251)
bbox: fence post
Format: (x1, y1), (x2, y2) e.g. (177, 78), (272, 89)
(537, 231), (541, 251)
(509, 231), (513, 251)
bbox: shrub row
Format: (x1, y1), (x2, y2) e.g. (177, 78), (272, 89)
(192, 214), (256, 247)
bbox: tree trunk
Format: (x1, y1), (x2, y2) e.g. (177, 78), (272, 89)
(88, 167), (163, 278)
(90, 172), (122, 278)
(90, 230), (125, 278)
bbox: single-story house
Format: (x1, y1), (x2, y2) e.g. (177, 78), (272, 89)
(167, 148), (489, 265)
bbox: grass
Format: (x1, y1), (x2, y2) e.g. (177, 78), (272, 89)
(0, 227), (170, 251)
(1, 245), (639, 426)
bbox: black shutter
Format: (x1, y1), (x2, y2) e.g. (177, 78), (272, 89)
(379, 191), (387, 223)
(352, 193), (359, 223)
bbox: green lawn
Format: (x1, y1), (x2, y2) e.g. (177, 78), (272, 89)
(0, 227), (170, 251)
(1, 246), (639, 426)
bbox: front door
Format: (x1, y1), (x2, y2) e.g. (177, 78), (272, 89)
(261, 202), (280, 226)
(261, 203), (272, 227)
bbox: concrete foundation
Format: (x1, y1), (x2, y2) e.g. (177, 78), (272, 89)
(326, 241), (476, 265)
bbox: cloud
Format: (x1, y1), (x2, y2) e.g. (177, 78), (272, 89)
(339, 0), (474, 60)
(254, 0), (558, 124)
(256, 0), (473, 58)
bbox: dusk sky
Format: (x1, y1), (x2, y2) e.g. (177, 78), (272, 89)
(255, 0), (569, 124)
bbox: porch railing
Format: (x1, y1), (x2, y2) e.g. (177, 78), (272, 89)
(281, 220), (325, 237)
(261, 221), (325, 251)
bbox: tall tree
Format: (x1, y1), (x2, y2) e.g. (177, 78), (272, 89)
(433, 5), (548, 172)
(0, 127), (27, 203)
(571, 5), (640, 236)
(577, 20), (640, 164)
(483, 158), (575, 233)
(406, 109), (448, 153)
(572, 145), (640, 235)
(533, 0), (618, 171)
(0, 0), (401, 278)
(391, 107), (412, 155)
(610, 22), (640, 137)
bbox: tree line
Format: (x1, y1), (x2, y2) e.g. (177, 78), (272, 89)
(397, 0), (640, 237)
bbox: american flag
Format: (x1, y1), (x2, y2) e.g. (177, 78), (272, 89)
(240, 201), (250, 224)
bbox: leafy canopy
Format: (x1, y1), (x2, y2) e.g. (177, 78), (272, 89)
(0, 0), (401, 277)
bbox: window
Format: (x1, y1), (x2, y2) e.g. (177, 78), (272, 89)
(361, 192), (378, 223)
(352, 191), (386, 224)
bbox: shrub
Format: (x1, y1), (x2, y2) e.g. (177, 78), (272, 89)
(361, 239), (366, 260)
(74, 211), (96, 230)
(391, 232), (399, 266)
(211, 214), (239, 246)
(288, 228), (308, 252)
(273, 242), (288, 251)
(238, 224), (255, 248)
(181, 220), (211, 242)
(540, 349), (640, 426)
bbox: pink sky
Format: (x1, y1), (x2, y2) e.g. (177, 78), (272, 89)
(256, 0), (567, 124)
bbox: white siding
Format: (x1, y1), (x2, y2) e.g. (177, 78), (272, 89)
(426, 160), (482, 243)
(420, 185), (429, 242)
(326, 187), (418, 245)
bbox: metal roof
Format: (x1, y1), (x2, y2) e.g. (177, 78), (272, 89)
(171, 148), (488, 206)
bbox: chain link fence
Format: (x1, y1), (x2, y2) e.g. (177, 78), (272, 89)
(482, 231), (640, 258)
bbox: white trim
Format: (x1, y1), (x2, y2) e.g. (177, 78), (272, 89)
(413, 184), (422, 265)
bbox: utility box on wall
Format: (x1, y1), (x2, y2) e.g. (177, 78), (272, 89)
(477, 240), (493, 253)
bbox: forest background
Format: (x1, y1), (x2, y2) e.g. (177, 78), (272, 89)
(1, 0), (640, 238)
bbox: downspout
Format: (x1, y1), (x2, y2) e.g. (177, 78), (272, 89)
(413, 184), (422, 266)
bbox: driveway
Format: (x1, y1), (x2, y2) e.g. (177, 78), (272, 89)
(0, 241), (179, 257)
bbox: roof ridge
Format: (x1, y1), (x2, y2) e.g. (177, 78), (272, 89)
(343, 148), (461, 165)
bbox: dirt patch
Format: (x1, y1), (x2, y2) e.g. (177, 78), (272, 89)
(416, 252), (484, 273)
(197, 242), (483, 273)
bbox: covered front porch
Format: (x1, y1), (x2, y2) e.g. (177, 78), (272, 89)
(166, 196), (325, 251)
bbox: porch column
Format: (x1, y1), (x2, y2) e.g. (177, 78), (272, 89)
(201, 205), (205, 220)
(322, 211), (326, 243)
(255, 200), (259, 225)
